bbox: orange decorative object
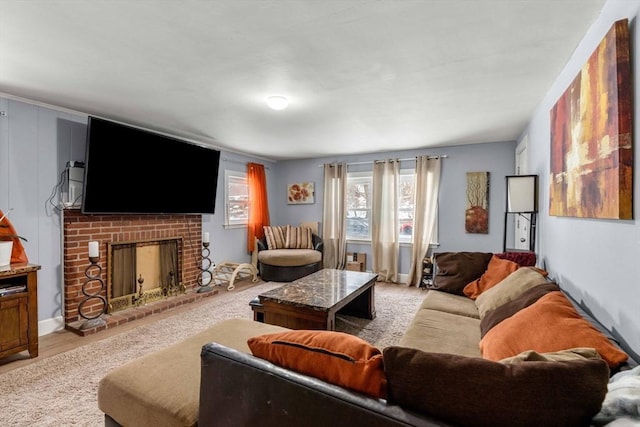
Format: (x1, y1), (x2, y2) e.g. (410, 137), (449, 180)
(0, 209), (29, 264)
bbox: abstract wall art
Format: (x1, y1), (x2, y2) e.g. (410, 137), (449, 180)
(549, 19), (633, 219)
(465, 171), (489, 234)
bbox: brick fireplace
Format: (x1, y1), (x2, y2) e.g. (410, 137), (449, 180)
(62, 209), (217, 336)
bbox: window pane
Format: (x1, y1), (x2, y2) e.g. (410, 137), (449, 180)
(399, 173), (414, 237)
(226, 171), (248, 225)
(345, 169), (437, 244)
(346, 175), (371, 239)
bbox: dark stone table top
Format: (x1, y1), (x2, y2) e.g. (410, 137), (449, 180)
(259, 268), (378, 310)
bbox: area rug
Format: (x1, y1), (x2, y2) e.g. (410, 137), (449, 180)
(0, 281), (423, 426)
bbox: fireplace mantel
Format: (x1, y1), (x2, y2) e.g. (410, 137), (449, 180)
(62, 209), (214, 335)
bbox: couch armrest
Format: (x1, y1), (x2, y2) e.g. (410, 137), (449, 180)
(257, 237), (268, 252)
(200, 342), (449, 427)
(313, 234), (324, 253)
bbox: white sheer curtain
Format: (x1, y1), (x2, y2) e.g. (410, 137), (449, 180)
(322, 163), (347, 269)
(372, 159), (399, 282)
(406, 156), (442, 286)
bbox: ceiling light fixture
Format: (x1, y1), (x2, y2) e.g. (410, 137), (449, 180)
(266, 95), (288, 110)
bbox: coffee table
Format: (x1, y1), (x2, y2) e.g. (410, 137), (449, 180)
(257, 268), (378, 331)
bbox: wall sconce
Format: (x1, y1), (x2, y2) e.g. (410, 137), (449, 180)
(503, 175), (538, 252)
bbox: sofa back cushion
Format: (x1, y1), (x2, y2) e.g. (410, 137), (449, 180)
(247, 330), (386, 399)
(474, 267), (550, 318)
(494, 251), (536, 266)
(383, 346), (609, 427)
(480, 291), (629, 368)
(430, 252), (493, 295)
(463, 255), (519, 299)
(480, 282), (560, 336)
(263, 225), (288, 249)
(499, 347), (602, 363)
(285, 226), (314, 249)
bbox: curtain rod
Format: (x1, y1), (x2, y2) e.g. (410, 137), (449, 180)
(222, 157), (271, 170)
(319, 155), (448, 167)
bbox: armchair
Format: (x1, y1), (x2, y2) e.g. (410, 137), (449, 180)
(257, 229), (323, 282)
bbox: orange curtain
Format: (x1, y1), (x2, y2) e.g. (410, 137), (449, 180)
(247, 163), (270, 252)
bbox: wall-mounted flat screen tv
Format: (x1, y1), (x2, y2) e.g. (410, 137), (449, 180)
(82, 116), (221, 214)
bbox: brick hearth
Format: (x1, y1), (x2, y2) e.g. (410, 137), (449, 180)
(62, 209), (209, 335)
(67, 290), (218, 336)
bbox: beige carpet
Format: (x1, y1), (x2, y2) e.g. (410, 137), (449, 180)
(0, 281), (423, 426)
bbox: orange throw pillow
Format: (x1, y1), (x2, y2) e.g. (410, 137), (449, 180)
(463, 255), (519, 299)
(247, 330), (387, 399)
(480, 291), (628, 368)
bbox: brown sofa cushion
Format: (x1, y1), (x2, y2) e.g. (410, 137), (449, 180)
(463, 255), (519, 299)
(399, 309), (481, 357)
(430, 252), (493, 295)
(383, 346), (609, 427)
(475, 267), (550, 318)
(257, 248), (321, 267)
(480, 282), (560, 336)
(480, 291), (629, 368)
(419, 290), (480, 319)
(98, 318), (288, 427)
(248, 330), (387, 398)
(499, 347), (602, 363)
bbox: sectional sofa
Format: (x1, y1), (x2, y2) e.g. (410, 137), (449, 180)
(98, 251), (638, 427)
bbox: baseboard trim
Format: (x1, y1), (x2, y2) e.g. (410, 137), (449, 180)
(39, 316), (64, 336)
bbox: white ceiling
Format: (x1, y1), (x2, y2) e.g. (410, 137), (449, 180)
(1, 0), (606, 160)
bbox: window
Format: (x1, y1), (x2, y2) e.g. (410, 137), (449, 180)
(346, 170), (437, 244)
(225, 170), (249, 227)
(398, 171), (415, 240)
(346, 172), (372, 240)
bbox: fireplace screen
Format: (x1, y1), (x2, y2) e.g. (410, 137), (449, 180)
(107, 238), (184, 312)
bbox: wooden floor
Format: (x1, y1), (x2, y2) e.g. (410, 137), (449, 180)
(0, 279), (422, 375)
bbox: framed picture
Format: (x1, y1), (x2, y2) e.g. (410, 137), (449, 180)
(549, 19), (632, 219)
(287, 182), (315, 204)
(465, 172), (489, 234)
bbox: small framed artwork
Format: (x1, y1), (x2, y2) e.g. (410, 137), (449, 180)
(287, 182), (315, 204)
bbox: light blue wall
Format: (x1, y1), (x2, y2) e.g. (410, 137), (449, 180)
(522, 0), (640, 359)
(203, 152), (277, 265)
(1, 94), (515, 333)
(270, 142), (516, 274)
(5, 0), (639, 361)
(0, 96), (275, 334)
(1, 98), (89, 333)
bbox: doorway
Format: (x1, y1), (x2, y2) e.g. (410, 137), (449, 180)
(513, 137), (531, 251)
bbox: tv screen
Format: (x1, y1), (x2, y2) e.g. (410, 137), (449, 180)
(82, 116), (221, 214)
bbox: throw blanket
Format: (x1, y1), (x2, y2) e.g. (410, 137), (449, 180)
(592, 366), (640, 426)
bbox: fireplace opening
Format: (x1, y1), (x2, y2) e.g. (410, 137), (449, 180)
(107, 238), (185, 312)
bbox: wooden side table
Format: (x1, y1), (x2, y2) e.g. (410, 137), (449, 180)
(0, 263), (40, 359)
